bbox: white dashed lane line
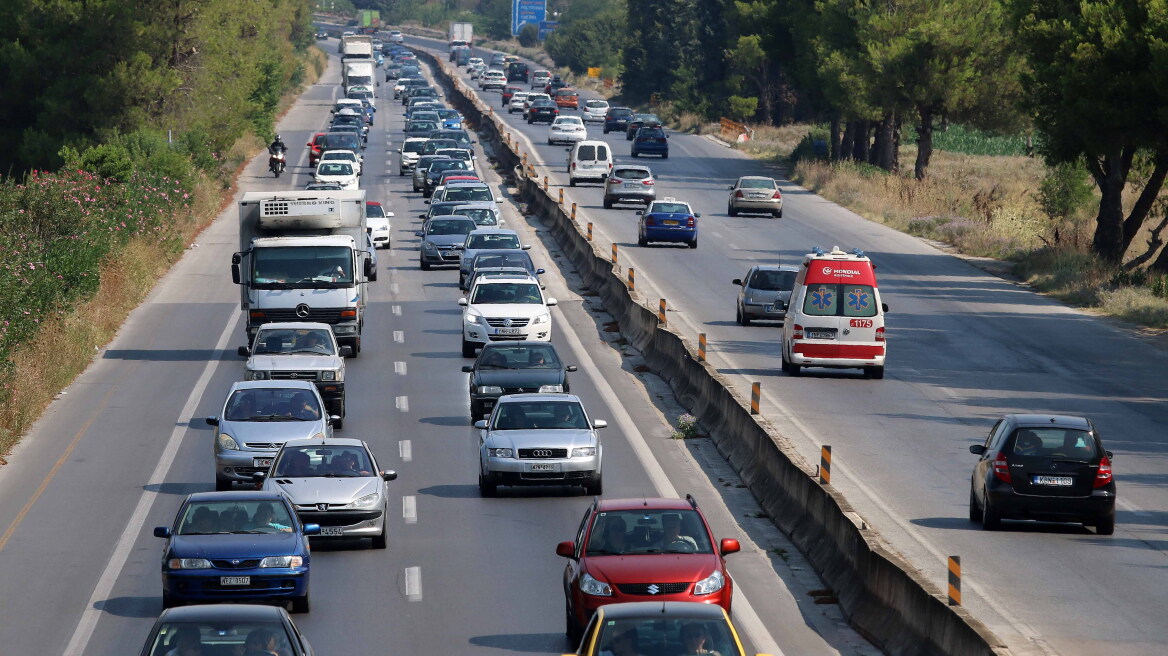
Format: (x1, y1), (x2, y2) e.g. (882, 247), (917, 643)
(395, 396), (409, 412)
(398, 439), (412, 461)
(393, 330), (404, 343)
(404, 566), (423, 601)
(402, 496), (417, 524)
(394, 361), (407, 375)
(392, 304), (402, 316)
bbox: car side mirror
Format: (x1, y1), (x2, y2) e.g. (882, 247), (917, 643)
(327, 414), (341, 426)
(381, 470), (398, 481)
(461, 365), (474, 373)
(536, 268), (546, 275)
(205, 416), (219, 426)
(231, 262), (241, 285)
(303, 523), (321, 536)
(566, 365), (578, 372)
(340, 345), (354, 357)
(882, 303), (889, 313)
(720, 538), (741, 556)
(732, 279), (743, 286)
(727, 185), (734, 190)
(474, 420), (488, 429)
(252, 471), (267, 482)
(969, 444), (987, 455)
(153, 526), (171, 538)
(545, 298), (558, 306)
(458, 298), (468, 306)
(555, 541), (576, 559)
(694, 213), (701, 218)
(237, 346), (250, 357)
(592, 420), (607, 429)
(1106, 451), (1114, 459)
(415, 230), (423, 236)
(521, 244), (531, 250)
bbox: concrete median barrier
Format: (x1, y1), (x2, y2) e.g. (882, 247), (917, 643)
(413, 45), (1008, 656)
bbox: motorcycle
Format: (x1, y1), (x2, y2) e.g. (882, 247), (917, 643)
(269, 150), (287, 178)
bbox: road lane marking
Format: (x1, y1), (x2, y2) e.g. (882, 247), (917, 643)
(391, 282), (400, 294)
(398, 439), (412, 461)
(392, 304), (402, 316)
(404, 566), (423, 601)
(394, 361), (407, 375)
(393, 330), (404, 343)
(402, 496), (417, 524)
(62, 312), (240, 656)
(395, 396), (409, 412)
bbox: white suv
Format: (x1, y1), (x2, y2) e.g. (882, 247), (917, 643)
(479, 70), (507, 91)
(458, 276), (557, 357)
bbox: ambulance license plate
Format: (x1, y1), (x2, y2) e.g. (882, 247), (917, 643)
(808, 331), (836, 340)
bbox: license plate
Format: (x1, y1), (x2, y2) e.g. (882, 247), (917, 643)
(530, 463), (557, 471)
(220, 576), (250, 586)
(252, 458), (273, 468)
(766, 304), (779, 313)
(496, 327), (524, 335)
(808, 331), (836, 340)
(1033, 476), (1073, 486)
(663, 219), (678, 226)
(319, 526), (345, 536)
(624, 183), (639, 189)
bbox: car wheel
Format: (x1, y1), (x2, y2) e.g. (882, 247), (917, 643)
(1095, 511), (1116, 535)
(462, 339), (477, 358)
(372, 521), (388, 549)
(663, 152), (669, 159)
(737, 306), (750, 326)
(864, 366), (885, 379)
(728, 204), (739, 217)
(470, 401), (483, 422)
(291, 592), (310, 614)
(368, 268), (377, 282)
(565, 600), (582, 644)
(638, 234), (647, 247)
(779, 347), (790, 372)
(420, 260), (430, 270)
(631, 150), (638, 158)
(603, 197), (613, 209)
(478, 471), (497, 497)
(981, 492), (1002, 530)
(569, 177), (576, 187)
(968, 488), (983, 522)
(584, 474), (602, 496)
(775, 209), (783, 218)
(688, 238), (697, 249)
(215, 478), (232, 492)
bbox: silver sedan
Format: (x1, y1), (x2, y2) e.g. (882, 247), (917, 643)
(727, 175), (784, 217)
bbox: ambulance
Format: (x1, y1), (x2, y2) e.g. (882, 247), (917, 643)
(780, 246), (888, 378)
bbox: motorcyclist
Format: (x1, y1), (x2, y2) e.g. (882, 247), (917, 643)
(268, 135), (287, 175)
(268, 135), (287, 155)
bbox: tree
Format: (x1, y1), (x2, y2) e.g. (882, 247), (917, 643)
(1013, 0), (1168, 265)
(544, 0), (625, 74)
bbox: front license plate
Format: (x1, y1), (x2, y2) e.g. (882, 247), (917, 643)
(663, 219), (679, 226)
(220, 576), (250, 586)
(1033, 475), (1073, 486)
(808, 331), (836, 340)
(252, 458), (273, 468)
(319, 526), (345, 536)
(529, 463), (558, 472)
(496, 327), (524, 335)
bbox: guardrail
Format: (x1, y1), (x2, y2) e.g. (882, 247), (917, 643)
(411, 45), (1009, 656)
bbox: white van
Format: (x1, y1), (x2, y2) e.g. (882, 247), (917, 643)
(780, 246), (888, 379)
(566, 140), (613, 186)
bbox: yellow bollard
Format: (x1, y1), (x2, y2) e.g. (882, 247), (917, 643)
(820, 445), (832, 484)
(698, 333), (706, 362)
(658, 298), (667, 324)
(628, 267), (635, 290)
(611, 243), (618, 265)
(948, 556), (961, 606)
(571, 203), (577, 221)
(543, 176), (549, 191)
(587, 222), (593, 241)
(750, 382), (761, 414)
(559, 188), (564, 205)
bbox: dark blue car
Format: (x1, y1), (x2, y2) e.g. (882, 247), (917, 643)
(154, 491), (318, 612)
(138, 604), (314, 656)
(637, 198), (699, 249)
(631, 126), (669, 158)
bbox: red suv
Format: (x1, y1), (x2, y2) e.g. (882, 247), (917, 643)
(556, 496), (740, 643)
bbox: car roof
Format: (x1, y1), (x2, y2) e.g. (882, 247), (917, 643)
(256, 321), (335, 331)
(597, 497), (695, 512)
(747, 264), (800, 273)
(469, 228), (518, 236)
(429, 215), (477, 224)
(1006, 414), (1092, 430)
(614, 165), (653, 172)
(452, 201), (498, 209)
(186, 490), (287, 503)
(737, 175), (775, 181)
(230, 380), (317, 391)
(598, 601), (727, 620)
(161, 604), (287, 623)
(281, 436), (366, 448)
(320, 150), (356, 157)
(496, 393), (581, 403)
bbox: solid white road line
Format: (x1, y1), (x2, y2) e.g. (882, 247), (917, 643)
(402, 496), (417, 524)
(404, 566), (423, 601)
(62, 313), (240, 656)
(398, 439), (413, 462)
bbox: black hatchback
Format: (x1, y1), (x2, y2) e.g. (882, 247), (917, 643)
(969, 414), (1116, 534)
(603, 107), (634, 134)
(462, 342), (576, 420)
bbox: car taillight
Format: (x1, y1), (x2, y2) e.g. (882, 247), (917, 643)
(875, 326), (885, 341)
(609, 178), (622, 185)
(644, 215), (655, 226)
(686, 216), (695, 227)
(1094, 455), (1113, 487)
(792, 324), (803, 339)
(773, 190), (783, 200)
(992, 452), (1012, 484)
(642, 179), (654, 186)
(571, 163), (576, 170)
(735, 190), (744, 198)
(657, 138), (667, 143)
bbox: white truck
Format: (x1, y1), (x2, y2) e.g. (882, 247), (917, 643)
(232, 190), (372, 357)
(343, 59), (377, 91)
(341, 34), (374, 60)
(449, 22), (473, 49)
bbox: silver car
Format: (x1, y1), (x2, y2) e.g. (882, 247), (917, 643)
(261, 437), (397, 548)
(476, 394), (605, 496)
(240, 322), (347, 423)
(727, 175), (784, 217)
(733, 265), (800, 325)
(208, 381), (333, 491)
(602, 165), (656, 209)
(458, 228), (530, 288)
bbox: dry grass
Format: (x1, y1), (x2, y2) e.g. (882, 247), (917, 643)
(734, 124), (813, 163)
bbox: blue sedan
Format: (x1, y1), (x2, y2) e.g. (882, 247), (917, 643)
(631, 126), (669, 158)
(154, 491), (319, 612)
(638, 198), (699, 249)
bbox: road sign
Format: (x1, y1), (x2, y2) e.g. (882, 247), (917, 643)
(538, 20), (558, 40)
(512, 0), (546, 36)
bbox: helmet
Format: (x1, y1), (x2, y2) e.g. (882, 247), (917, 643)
(274, 134), (282, 141)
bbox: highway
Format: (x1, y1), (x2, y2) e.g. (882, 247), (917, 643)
(406, 34), (1168, 656)
(0, 42), (880, 655)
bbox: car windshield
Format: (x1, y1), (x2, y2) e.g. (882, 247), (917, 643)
(468, 234), (520, 249)
(747, 270), (796, 291)
(403, 140), (426, 154)
(651, 203), (689, 214)
(592, 617), (736, 656)
(423, 140), (458, 154)
(491, 400), (587, 429)
(801, 284), (878, 318)
(610, 108), (633, 117)
(366, 203), (385, 217)
(252, 245), (353, 287)
(145, 620), (295, 656)
(585, 509), (714, 555)
(223, 388), (322, 422)
(438, 149), (472, 161)
(428, 219), (475, 236)
(444, 187), (493, 202)
(739, 177), (777, 189)
(555, 117), (584, 126)
(272, 445), (375, 478)
(430, 160), (468, 173)
(321, 134), (360, 150)
(1010, 428), (1097, 459)
(407, 121), (438, 132)
(614, 168), (651, 180)
(453, 208), (498, 226)
(253, 328), (336, 355)
(478, 344), (560, 369)
(411, 111), (440, 122)
(470, 282), (542, 305)
(177, 499), (296, 535)
(474, 253), (533, 271)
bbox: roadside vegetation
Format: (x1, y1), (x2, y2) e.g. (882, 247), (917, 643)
(369, 0), (1168, 330)
(0, 1), (324, 456)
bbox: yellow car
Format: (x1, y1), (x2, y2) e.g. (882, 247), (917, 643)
(564, 601), (772, 656)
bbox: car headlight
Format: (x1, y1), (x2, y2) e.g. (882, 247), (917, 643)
(477, 385), (503, 394)
(580, 573), (612, 597)
(571, 446), (596, 457)
(531, 313), (549, 325)
(465, 312), (482, 325)
(345, 493), (380, 509)
(321, 371), (337, 381)
(260, 555), (304, 568)
(167, 558), (212, 570)
(538, 384), (563, 393)
(487, 447), (513, 458)
(248, 369), (269, 380)
(693, 569), (725, 595)
(422, 241), (437, 252)
(217, 434), (240, 451)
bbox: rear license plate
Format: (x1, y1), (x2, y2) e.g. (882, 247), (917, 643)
(529, 463), (558, 472)
(319, 526), (345, 536)
(808, 331), (836, 340)
(252, 458), (273, 468)
(496, 327), (524, 335)
(624, 183), (639, 189)
(766, 304), (780, 313)
(1033, 475), (1073, 486)
(220, 576), (250, 586)
(663, 219), (679, 226)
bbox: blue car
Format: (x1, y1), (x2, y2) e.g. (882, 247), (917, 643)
(437, 109), (463, 130)
(637, 198), (699, 249)
(154, 491), (319, 612)
(631, 126), (669, 158)
(138, 604), (314, 656)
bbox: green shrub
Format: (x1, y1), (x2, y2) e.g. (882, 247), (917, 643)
(518, 23), (540, 48)
(789, 128), (831, 165)
(727, 96), (758, 122)
(78, 144), (133, 182)
(1036, 161), (1093, 222)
